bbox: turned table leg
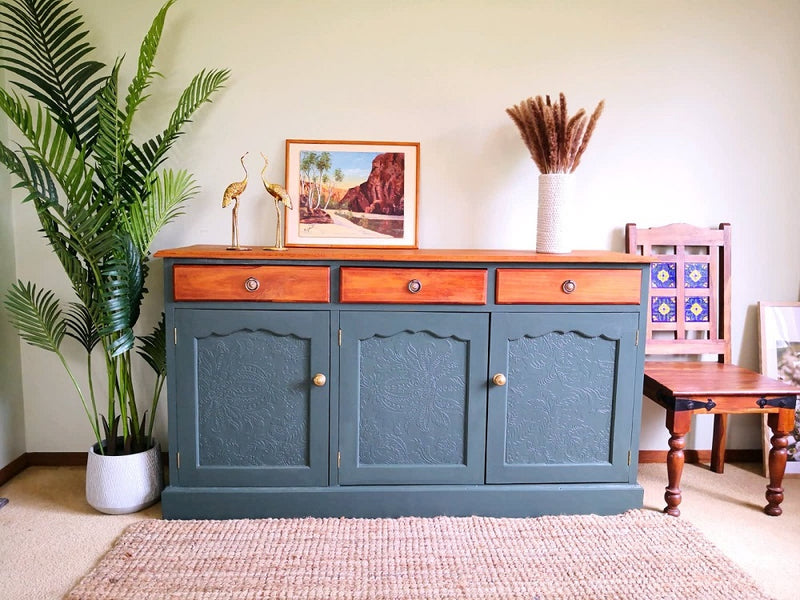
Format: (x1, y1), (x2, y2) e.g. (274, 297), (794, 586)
(664, 410), (692, 517)
(765, 409), (794, 516)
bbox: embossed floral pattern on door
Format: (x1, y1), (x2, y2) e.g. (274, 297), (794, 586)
(506, 331), (615, 465)
(358, 332), (468, 466)
(197, 330), (311, 467)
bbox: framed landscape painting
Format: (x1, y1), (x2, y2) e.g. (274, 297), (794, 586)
(284, 139), (419, 248)
(759, 301), (800, 476)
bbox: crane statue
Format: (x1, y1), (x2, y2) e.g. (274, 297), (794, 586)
(222, 152), (249, 250)
(260, 153), (294, 251)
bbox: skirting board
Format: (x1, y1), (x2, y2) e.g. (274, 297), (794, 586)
(0, 451), (170, 487)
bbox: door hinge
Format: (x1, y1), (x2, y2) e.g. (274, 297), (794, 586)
(338, 329), (342, 346)
(627, 450), (632, 466)
(174, 327), (178, 345)
(176, 451), (181, 469)
(635, 330), (639, 347)
(337, 451), (341, 468)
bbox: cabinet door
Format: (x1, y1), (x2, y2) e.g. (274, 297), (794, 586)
(174, 309), (329, 487)
(339, 311), (488, 485)
(486, 312), (638, 484)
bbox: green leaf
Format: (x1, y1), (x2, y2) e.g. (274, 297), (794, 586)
(0, 0), (106, 150)
(97, 232), (146, 356)
(4, 280), (65, 352)
(64, 302), (100, 352)
(124, 0), (176, 123)
(127, 68), (229, 187)
(123, 169), (199, 255)
(93, 59), (126, 205)
(137, 313), (166, 377)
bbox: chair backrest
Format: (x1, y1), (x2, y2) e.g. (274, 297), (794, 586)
(625, 223), (731, 363)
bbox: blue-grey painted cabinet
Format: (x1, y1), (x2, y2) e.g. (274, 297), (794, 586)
(486, 312), (639, 484)
(157, 246), (650, 519)
(338, 311), (488, 485)
(174, 309), (330, 487)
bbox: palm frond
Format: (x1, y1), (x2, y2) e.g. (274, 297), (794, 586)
(124, 169), (199, 255)
(0, 0), (106, 149)
(97, 232), (146, 356)
(128, 68), (230, 183)
(137, 313), (166, 377)
(4, 280), (65, 352)
(0, 85), (95, 210)
(0, 87), (35, 141)
(93, 60), (126, 205)
(65, 301), (100, 352)
(124, 0), (176, 123)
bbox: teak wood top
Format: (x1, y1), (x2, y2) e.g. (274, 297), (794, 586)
(155, 245), (652, 264)
(644, 361), (800, 396)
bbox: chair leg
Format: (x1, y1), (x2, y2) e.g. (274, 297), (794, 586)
(764, 409), (794, 516)
(664, 410), (693, 517)
(710, 414), (727, 473)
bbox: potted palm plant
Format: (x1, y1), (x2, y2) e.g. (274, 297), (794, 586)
(0, 0), (229, 513)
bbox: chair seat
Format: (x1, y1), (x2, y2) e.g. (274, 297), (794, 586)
(644, 361), (800, 406)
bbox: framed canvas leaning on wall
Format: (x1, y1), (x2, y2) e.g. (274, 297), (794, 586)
(759, 301), (800, 477)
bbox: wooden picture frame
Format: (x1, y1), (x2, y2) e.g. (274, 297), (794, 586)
(284, 139), (419, 248)
(759, 301), (800, 476)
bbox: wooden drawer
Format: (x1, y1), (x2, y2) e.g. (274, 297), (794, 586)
(340, 267), (487, 304)
(173, 265), (330, 302)
(496, 268), (641, 304)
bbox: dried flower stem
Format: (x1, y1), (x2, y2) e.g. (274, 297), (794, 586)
(506, 93), (604, 173)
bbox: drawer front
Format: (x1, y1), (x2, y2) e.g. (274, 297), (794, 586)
(496, 268), (641, 304)
(340, 267), (487, 304)
(173, 265), (330, 302)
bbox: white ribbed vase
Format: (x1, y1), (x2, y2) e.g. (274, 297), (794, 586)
(536, 173), (575, 253)
(86, 441), (163, 514)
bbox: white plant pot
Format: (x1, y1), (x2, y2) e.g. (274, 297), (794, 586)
(537, 173), (575, 253)
(85, 441), (163, 514)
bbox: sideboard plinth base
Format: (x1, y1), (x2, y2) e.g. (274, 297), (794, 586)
(161, 483), (644, 519)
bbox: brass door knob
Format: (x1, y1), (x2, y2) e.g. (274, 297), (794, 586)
(244, 277), (260, 292)
(492, 373), (507, 386)
(312, 373), (327, 387)
(561, 279), (577, 294)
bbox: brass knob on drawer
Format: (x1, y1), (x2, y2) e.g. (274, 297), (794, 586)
(561, 279), (577, 294)
(312, 373), (327, 387)
(492, 373), (507, 386)
(407, 279), (422, 294)
(244, 277), (260, 292)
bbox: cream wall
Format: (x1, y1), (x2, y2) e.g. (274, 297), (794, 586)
(5, 0), (800, 459)
(0, 65), (25, 466)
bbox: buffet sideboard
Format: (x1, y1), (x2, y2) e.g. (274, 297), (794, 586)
(155, 246), (650, 519)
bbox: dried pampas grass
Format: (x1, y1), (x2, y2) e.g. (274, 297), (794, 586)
(507, 93), (604, 174)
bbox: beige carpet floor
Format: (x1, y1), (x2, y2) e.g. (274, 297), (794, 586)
(1, 462), (798, 600)
(65, 511), (773, 600)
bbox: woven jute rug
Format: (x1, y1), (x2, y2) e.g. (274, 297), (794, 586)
(66, 509), (773, 600)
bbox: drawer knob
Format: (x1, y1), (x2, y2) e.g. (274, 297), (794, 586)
(407, 279), (422, 294)
(244, 277), (260, 292)
(492, 373), (507, 386)
(312, 373), (327, 387)
(561, 279), (577, 294)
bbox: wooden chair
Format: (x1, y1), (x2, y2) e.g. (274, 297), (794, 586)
(625, 222), (799, 516)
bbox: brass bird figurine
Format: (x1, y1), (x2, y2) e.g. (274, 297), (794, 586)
(222, 152), (249, 249)
(260, 153), (293, 250)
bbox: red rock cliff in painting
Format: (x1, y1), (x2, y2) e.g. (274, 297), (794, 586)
(341, 153), (405, 215)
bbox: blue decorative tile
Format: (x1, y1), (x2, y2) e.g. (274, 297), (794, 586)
(685, 297), (709, 322)
(651, 296), (677, 322)
(651, 262), (676, 288)
(685, 263), (709, 289)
